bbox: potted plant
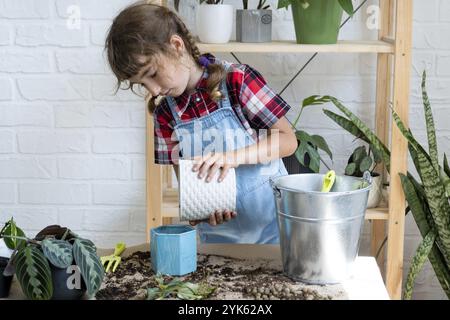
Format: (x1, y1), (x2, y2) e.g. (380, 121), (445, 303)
(392, 71), (450, 299)
(175, 0), (233, 44)
(236, 0), (272, 43)
(0, 219), (104, 300)
(283, 95), (333, 174)
(344, 145), (384, 208)
(277, 0), (354, 44)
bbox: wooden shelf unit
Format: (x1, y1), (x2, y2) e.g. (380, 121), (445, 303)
(146, 0), (412, 300)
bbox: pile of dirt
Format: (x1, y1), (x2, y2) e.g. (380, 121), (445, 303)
(95, 251), (347, 300)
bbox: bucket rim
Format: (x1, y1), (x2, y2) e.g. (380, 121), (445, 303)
(270, 173), (372, 196)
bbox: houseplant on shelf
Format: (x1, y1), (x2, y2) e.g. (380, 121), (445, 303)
(0, 220), (104, 300)
(236, 0), (272, 43)
(344, 145), (384, 208)
(277, 0), (354, 44)
(391, 71), (450, 299)
(175, 0), (233, 44)
(283, 95), (333, 174)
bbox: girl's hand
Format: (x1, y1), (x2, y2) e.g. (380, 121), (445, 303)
(192, 152), (238, 183)
(189, 210), (237, 227)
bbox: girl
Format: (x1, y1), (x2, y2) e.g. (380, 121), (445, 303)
(105, 1), (297, 244)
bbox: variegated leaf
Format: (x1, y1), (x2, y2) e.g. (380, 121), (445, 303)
(404, 230), (437, 300)
(421, 71), (439, 174)
(323, 109), (369, 143)
(41, 238), (73, 269)
(73, 238), (104, 298)
(400, 174), (450, 298)
(15, 245), (53, 300)
(393, 110), (450, 264)
(330, 97), (391, 172)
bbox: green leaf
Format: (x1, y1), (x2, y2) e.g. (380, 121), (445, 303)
(72, 238), (104, 298)
(306, 144), (320, 173)
(421, 71), (439, 174)
(338, 0), (354, 16)
(360, 156), (373, 173)
(323, 109), (369, 143)
(147, 287), (160, 300)
(277, 0), (292, 9)
(393, 110), (450, 264)
(15, 245), (53, 300)
(400, 174), (450, 298)
(345, 163), (356, 176)
(302, 95), (332, 108)
(404, 230), (437, 300)
(444, 154), (450, 178)
(310, 134), (333, 160)
(352, 146), (367, 163)
(330, 97), (391, 172)
(2, 218), (26, 250)
(41, 239), (73, 269)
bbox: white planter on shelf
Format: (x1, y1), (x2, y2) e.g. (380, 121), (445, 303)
(367, 174), (383, 209)
(196, 4), (233, 44)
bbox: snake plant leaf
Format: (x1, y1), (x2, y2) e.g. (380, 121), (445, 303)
(338, 0), (354, 16)
(400, 174), (450, 298)
(421, 71), (439, 174)
(404, 230), (437, 300)
(323, 109), (369, 143)
(310, 134), (333, 159)
(41, 239), (73, 269)
(15, 245), (53, 300)
(72, 238), (105, 298)
(393, 110), (450, 264)
(444, 154), (450, 178)
(329, 97), (391, 173)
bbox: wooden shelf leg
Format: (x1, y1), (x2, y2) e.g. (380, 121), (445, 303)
(147, 112), (163, 243)
(385, 0), (413, 300)
(372, 0), (394, 279)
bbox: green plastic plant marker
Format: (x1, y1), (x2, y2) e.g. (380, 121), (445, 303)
(321, 170), (336, 192)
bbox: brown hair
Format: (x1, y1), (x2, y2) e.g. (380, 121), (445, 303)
(105, 0), (226, 113)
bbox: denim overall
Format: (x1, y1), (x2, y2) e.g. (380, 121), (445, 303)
(166, 69), (288, 244)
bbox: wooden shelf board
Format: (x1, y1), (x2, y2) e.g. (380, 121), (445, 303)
(162, 189), (389, 220)
(198, 40), (394, 54)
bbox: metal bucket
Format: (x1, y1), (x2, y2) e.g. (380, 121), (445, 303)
(270, 173), (372, 284)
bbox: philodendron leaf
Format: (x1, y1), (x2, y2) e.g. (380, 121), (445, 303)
(15, 245), (53, 300)
(72, 238), (104, 298)
(404, 230), (437, 300)
(41, 239), (73, 269)
(310, 135), (333, 160)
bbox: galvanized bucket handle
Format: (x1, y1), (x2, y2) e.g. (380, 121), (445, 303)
(362, 171), (373, 188)
(269, 178), (281, 199)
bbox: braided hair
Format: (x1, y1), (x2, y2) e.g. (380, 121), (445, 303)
(105, 0), (226, 113)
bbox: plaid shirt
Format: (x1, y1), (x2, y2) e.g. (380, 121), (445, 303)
(153, 54), (291, 165)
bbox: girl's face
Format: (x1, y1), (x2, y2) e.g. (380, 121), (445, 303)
(129, 51), (192, 98)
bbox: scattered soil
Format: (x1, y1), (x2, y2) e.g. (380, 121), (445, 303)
(95, 251), (347, 300)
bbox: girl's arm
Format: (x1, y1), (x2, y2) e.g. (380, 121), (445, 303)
(192, 116), (297, 182)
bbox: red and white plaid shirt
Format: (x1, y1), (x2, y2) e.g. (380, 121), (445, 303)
(153, 54), (291, 165)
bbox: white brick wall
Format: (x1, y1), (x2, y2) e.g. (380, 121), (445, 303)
(0, 0), (448, 299)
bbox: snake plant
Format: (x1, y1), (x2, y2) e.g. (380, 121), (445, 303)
(322, 71), (450, 299)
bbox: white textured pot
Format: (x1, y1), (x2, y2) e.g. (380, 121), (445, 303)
(367, 174), (383, 209)
(196, 4), (233, 44)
